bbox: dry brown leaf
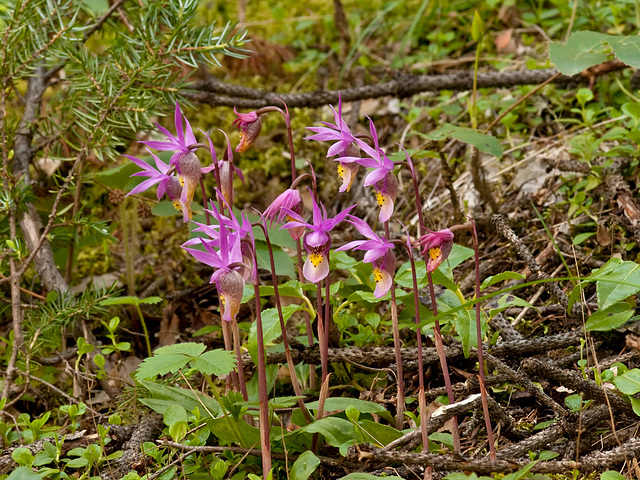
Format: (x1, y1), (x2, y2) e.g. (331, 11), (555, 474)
(495, 29), (513, 51)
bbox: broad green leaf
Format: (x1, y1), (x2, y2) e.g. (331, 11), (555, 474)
(364, 312), (380, 329)
(87, 160), (140, 190)
(613, 368), (640, 395)
(444, 474), (484, 480)
(622, 102), (640, 126)
(564, 394), (583, 412)
(585, 302), (633, 332)
(138, 380), (220, 417)
(135, 354), (192, 379)
(100, 295), (161, 306)
(152, 200), (180, 217)
(100, 295), (142, 306)
(140, 296), (162, 304)
(163, 404), (188, 426)
(244, 210), (296, 250)
(572, 232), (596, 245)
(301, 417), (358, 450)
(395, 260), (427, 289)
(471, 11), (485, 42)
(436, 244), (475, 276)
(206, 416), (261, 448)
(601, 472), (627, 480)
(358, 419), (403, 446)
(259, 280), (306, 299)
(255, 240), (295, 279)
(630, 396), (640, 417)
(480, 271), (525, 290)
(421, 124), (502, 157)
(452, 309), (484, 358)
(153, 342), (207, 357)
(33, 448), (55, 466)
(135, 342), (207, 378)
(331, 250), (360, 270)
(11, 448), (34, 467)
(348, 288), (409, 303)
(305, 397), (386, 414)
(429, 432), (454, 449)
(593, 260), (640, 310)
(247, 304), (303, 360)
(339, 474), (404, 480)
(548, 31), (610, 75)
(6, 468), (44, 480)
(488, 294), (535, 317)
(537, 451), (559, 461)
(550, 32), (640, 76)
(501, 460), (535, 480)
(607, 35), (640, 69)
(191, 349), (236, 377)
(575, 87), (593, 105)
(64, 457), (89, 468)
(169, 421), (188, 442)
(290, 451), (320, 480)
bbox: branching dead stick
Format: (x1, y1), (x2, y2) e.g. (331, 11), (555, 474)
(484, 353), (568, 420)
(161, 440), (361, 469)
(523, 358), (635, 416)
(492, 214), (569, 309)
(348, 436), (640, 475)
(185, 67), (606, 108)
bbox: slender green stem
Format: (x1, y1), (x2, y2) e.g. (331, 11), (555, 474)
(134, 303), (152, 358)
(471, 41), (481, 130)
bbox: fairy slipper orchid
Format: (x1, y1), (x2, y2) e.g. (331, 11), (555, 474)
(305, 94), (361, 192)
(281, 191), (354, 283)
(337, 215), (396, 298)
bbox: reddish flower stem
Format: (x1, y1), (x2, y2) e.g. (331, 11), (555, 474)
(426, 270), (461, 453)
(471, 219), (496, 460)
(250, 262), (271, 476)
(396, 239), (428, 449)
(384, 222), (405, 430)
(316, 282), (328, 384)
(256, 222), (313, 423)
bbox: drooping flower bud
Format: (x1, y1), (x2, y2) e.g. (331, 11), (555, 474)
(233, 109), (263, 153)
(417, 229), (454, 272)
(264, 188), (305, 240)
